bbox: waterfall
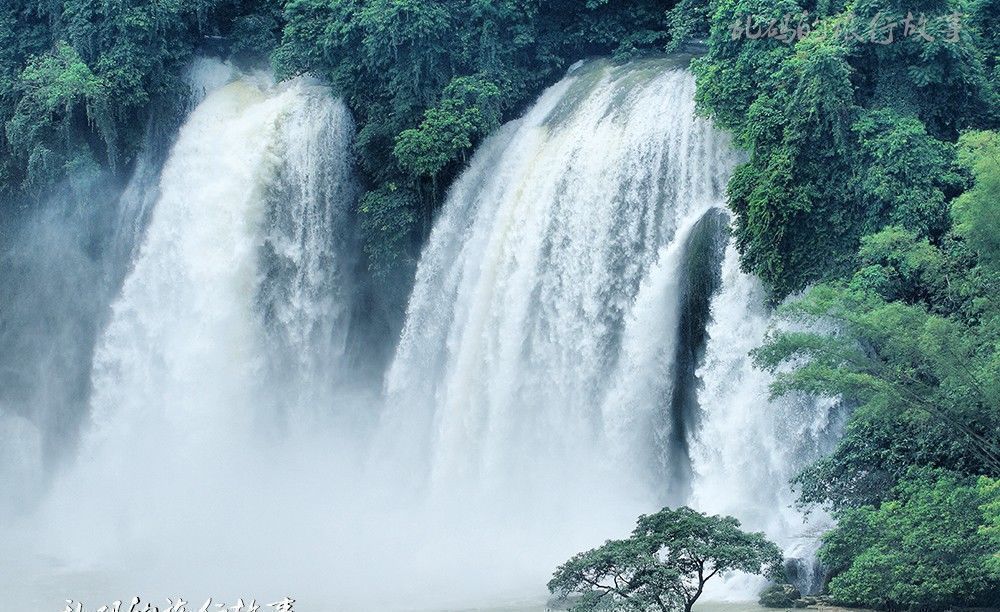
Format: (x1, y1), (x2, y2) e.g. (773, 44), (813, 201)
(382, 56), (838, 601)
(0, 59), (246, 521)
(7, 56), (841, 610)
(85, 71), (356, 446)
(687, 244), (843, 596)
(386, 59), (738, 496)
(109, 58), (236, 281)
(28, 62), (365, 601)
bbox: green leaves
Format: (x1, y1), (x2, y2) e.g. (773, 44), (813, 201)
(750, 139), (1000, 574)
(759, 278), (1000, 473)
(358, 182), (417, 280)
(754, 132), (1000, 509)
(694, 0), (998, 298)
(5, 42), (104, 191)
(980, 476), (1000, 575)
(275, 0), (683, 281)
(819, 469), (1000, 608)
(549, 507), (782, 612)
(953, 130), (1000, 272)
(18, 42), (102, 112)
(853, 109), (957, 238)
(550, 537), (684, 612)
(635, 507), (784, 579)
(0, 0), (289, 198)
(394, 76), (501, 177)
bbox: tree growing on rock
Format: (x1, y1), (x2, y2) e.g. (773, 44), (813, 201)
(548, 506), (783, 612)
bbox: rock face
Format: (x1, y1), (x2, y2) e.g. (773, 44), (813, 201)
(785, 555), (829, 595)
(760, 583), (803, 608)
(662, 206), (730, 497)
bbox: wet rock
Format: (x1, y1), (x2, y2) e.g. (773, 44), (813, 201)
(760, 583), (803, 608)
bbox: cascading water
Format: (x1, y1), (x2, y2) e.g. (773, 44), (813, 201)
(371, 58), (744, 605)
(110, 58), (237, 280)
(16, 62), (370, 606)
(7, 56), (841, 610)
(687, 244), (843, 597)
(382, 56), (838, 602)
(0, 58), (239, 522)
(385, 58), (738, 496)
(80, 69), (357, 452)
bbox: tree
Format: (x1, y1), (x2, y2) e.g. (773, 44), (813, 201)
(818, 468), (1000, 609)
(275, 0), (683, 282)
(357, 182), (417, 282)
(953, 130), (1000, 273)
(980, 476), (1000, 575)
(394, 75), (502, 179)
(5, 41), (104, 192)
(692, 0), (997, 299)
(754, 133), (1000, 511)
(755, 280), (1000, 481)
(0, 0), (286, 201)
(548, 507), (783, 612)
(751, 131), (1000, 608)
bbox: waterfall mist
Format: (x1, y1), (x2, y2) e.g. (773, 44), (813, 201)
(0, 179), (118, 515)
(4, 57), (840, 610)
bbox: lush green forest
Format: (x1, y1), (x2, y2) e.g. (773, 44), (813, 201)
(1, 0), (998, 609)
(693, 0), (1000, 607)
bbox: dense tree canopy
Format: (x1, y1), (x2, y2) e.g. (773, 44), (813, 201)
(0, 0), (290, 200)
(689, 0), (999, 605)
(756, 131), (1000, 496)
(745, 68), (1000, 612)
(818, 469), (1000, 608)
(693, 0), (997, 297)
(0, 0), (694, 287)
(0, 0), (284, 201)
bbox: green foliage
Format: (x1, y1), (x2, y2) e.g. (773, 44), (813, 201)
(276, 0), (680, 279)
(759, 133), (1000, 485)
(981, 476), (1000, 575)
(852, 109), (959, 238)
(358, 182), (417, 282)
(394, 76), (501, 178)
(752, 130), (1000, 606)
(693, 0), (998, 297)
(0, 0), (287, 201)
(756, 267), (1000, 503)
(664, 0), (714, 52)
(6, 42), (103, 191)
(752, 130), (1000, 514)
(721, 31), (861, 294)
(548, 507), (783, 612)
(758, 583), (802, 607)
(953, 130), (1000, 272)
(818, 469), (1000, 608)
(2, 0), (683, 278)
(229, 14), (281, 60)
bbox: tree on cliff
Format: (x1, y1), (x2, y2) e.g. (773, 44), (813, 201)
(548, 506), (783, 612)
